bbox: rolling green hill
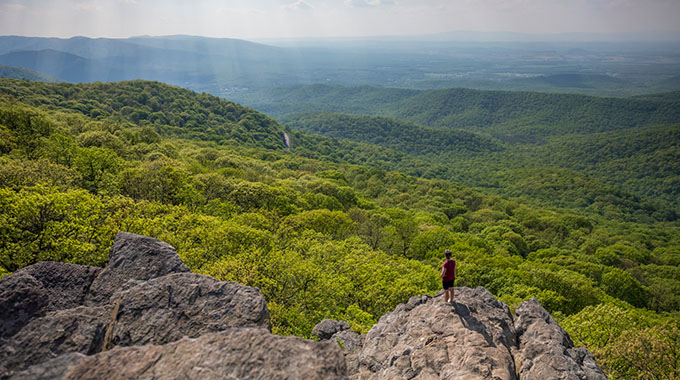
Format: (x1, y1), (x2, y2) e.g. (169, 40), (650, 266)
(281, 112), (504, 155)
(238, 84), (419, 117)
(241, 85), (680, 140)
(386, 88), (680, 138)
(255, 86), (680, 219)
(0, 78), (289, 149)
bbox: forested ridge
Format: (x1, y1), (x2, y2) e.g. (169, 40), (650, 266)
(0, 78), (679, 379)
(281, 112), (504, 155)
(252, 85), (680, 219)
(240, 84), (680, 137)
(0, 79), (289, 149)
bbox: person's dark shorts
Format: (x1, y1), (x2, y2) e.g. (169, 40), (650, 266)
(442, 279), (454, 289)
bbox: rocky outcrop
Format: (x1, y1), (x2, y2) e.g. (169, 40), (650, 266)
(17, 261), (101, 312)
(1, 231), (606, 380)
(514, 298), (607, 380)
(353, 287), (607, 380)
(86, 231), (190, 305)
(356, 287), (519, 380)
(0, 232), (275, 379)
(13, 329), (348, 380)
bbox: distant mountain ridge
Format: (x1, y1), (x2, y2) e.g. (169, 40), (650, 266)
(424, 30), (680, 42)
(1, 35), (679, 96)
(0, 49), (91, 82)
(0, 35), (289, 88)
(0, 35), (276, 59)
(0, 64), (61, 82)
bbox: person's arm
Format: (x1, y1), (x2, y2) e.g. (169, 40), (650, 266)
(440, 264), (446, 279)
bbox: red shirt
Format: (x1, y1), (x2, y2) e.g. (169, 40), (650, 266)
(442, 259), (456, 281)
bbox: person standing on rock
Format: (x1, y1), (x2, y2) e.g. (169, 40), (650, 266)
(441, 249), (456, 303)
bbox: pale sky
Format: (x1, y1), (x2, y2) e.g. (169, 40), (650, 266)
(1, 0), (679, 39)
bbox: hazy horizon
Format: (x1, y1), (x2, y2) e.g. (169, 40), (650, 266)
(1, 0), (680, 40)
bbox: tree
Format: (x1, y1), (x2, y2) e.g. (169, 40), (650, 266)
(600, 321), (680, 380)
(74, 147), (121, 194)
(601, 268), (648, 308)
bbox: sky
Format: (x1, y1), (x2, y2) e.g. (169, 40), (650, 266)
(1, 0), (679, 40)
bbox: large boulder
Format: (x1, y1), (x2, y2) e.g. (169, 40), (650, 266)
(0, 272), (270, 377)
(0, 232), (271, 379)
(86, 232), (189, 305)
(0, 306), (111, 376)
(17, 262), (101, 311)
(514, 298), (607, 380)
(356, 287), (518, 380)
(312, 318), (351, 340)
(109, 272), (270, 347)
(13, 328), (348, 380)
(0, 272), (48, 339)
(354, 288), (607, 380)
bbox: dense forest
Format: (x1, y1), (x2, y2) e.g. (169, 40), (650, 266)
(0, 78), (679, 379)
(239, 84), (680, 131)
(253, 85), (680, 217)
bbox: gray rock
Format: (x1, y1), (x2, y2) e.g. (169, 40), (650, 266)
(313, 318), (350, 340)
(0, 271), (269, 377)
(0, 272), (49, 339)
(17, 262), (101, 311)
(352, 289), (608, 380)
(86, 232), (189, 305)
(21, 328), (348, 380)
(332, 329), (365, 353)
(8, 353), (86, 380)
(514, 298), (607, 380)
(356, 287), (518, 380)
(332, 329), (365, 378)
(109, 272), (270, 347)
(0, 306), (111, 375)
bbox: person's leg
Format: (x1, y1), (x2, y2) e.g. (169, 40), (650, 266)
(450, 287), (455, 302)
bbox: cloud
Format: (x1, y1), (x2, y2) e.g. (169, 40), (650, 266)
(344, 0), (394, 7)
(1, 2), (27, 11)
(283, 0), (313, 11)
(73, 1), (103, 12)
